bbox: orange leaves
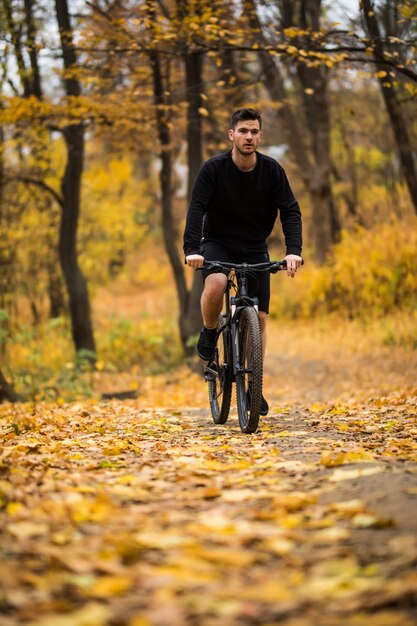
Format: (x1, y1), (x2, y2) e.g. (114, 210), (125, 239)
(320, 448), (375, 467)
(7, 521), (50, 539)
(1, 391), (417, 624)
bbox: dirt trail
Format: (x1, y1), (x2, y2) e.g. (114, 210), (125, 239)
(263, 319), (417, 405)
(1, 394), (416, 626)
(3, 304), (416, 625)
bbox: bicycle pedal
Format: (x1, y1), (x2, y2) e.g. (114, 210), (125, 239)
(203, 364), (217, 381)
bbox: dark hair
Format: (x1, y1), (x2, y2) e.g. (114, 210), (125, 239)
(230, 108), (262, 130)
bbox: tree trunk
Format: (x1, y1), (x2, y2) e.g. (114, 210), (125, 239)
(296, 62), (340, 259)
(58, 124), (96, 358)
(0, 369), (22, 403)
(148, 0), (203, 356)
(185, 52), (203, 200)
(2, 0), (31, 96)
(150, 48), (203, 355)
(247, 0), (340, 262)
(24, 0), (42, 98)
(55, 0), (96, 360)
(149, 50), (189, 342)
(47, 258), (66, 318)
(362, 0), (417, 214)
(182, 51), (204, 347)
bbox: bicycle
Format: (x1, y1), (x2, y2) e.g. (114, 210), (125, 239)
(199, 259), (292, 434)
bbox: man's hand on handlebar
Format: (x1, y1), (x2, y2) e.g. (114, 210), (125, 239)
(185, 254), (205, 269)
(282, 254), (303, 278)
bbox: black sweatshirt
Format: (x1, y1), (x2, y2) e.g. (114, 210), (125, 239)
(183, 150), (302, 257)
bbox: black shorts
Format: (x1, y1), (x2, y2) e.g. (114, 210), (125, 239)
(200, 240), (271, 313)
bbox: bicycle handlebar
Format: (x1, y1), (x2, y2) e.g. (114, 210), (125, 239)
(199, 259), (303, 273)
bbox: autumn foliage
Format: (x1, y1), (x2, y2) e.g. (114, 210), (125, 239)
(1, 389), (417, 625)
(0, 4), (417, 621)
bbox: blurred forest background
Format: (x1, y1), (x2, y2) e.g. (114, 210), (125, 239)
(0, 0), (416, 403)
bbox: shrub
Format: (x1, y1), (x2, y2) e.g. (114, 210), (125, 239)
(270, 217), (417, 319)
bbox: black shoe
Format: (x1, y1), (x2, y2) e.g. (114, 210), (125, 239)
(197, 327), (217, 361)
(247, 383), (269, 416)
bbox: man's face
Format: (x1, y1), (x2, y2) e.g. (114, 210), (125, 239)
(228, 119), (262, 155)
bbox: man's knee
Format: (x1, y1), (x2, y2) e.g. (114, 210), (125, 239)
(203, 273), (227, 300)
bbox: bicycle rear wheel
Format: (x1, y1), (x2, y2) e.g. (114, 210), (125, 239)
(208, 324), (232, 424)
(235, 307), (263, 433)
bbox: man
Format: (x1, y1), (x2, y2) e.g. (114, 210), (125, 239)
(183, 108), (302, 415)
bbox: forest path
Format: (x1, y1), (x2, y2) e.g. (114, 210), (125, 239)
(1, 314), (417, 625)
(1, 389), (417, 625)
(263, 318), (417, 406)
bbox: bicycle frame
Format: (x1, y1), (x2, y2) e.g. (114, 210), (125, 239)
(203, 260), (286, 382)
(199, 259), (301, 432)
(226, 270), (257, 380)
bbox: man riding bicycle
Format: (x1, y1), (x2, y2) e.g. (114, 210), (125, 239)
(183, 108), (303, 415)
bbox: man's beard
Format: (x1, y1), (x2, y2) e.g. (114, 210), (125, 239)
(235, 144), (256, 156)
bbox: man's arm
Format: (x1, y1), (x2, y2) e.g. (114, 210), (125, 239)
(183, 162), (215, 261)
(278, 185), (302, 256)
(273, 164), (303, 276)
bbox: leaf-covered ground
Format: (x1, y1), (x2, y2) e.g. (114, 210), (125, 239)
(1, 391), (417, 626)
(1, 317), (417, 626)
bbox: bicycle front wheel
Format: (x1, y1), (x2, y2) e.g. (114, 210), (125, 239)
(236, 307), (263, 433)
(208, 324), (232, 424)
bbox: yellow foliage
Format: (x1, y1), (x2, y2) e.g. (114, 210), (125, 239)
(270, 217), (417, 320)
(79, 153), (152, 284)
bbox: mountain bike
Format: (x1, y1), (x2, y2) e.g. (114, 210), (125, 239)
(200, 260), (290, 434)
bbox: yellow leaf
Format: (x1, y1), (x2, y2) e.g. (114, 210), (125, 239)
(280, 513), (304, 529)
(196, 547), (254, 567)
(320, 450), (347, 467)
(89, 575), (132, 598)
(286, 45), (298, 55)
(352, 514), (395, 528)
(51, 529), (73, 545)
(329, 499), (366, 515)
(7, 521), (49, 539)
(103, 446), (121, 455)
(312, 527), (350, 542)
(6, 501), (25, 517)
(130, 617), (153, 626)
(244, 580), (294, 602)
(114, 474), (138, 485)
(276, 430), (294, 437)
(265, 537), (295, 555)
(202, 486), (221, 499)
(284, 27), (300, 38)
(345, 449), (375, 462)
(321, 448), (375, 467)
(26, 603), (109, 626)
(274, 491), (317, 510)
(309, 402), (326, 413)
(329, 466), (385, 482)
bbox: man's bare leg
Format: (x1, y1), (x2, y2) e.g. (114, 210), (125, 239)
(201, 273), (228, 329)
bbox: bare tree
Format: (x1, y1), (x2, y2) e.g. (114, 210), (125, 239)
(361, 0), (417, 213)
(247, 0), (340, 263)
(55, 0), (96, 360)
(148, 0), (203, 355)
